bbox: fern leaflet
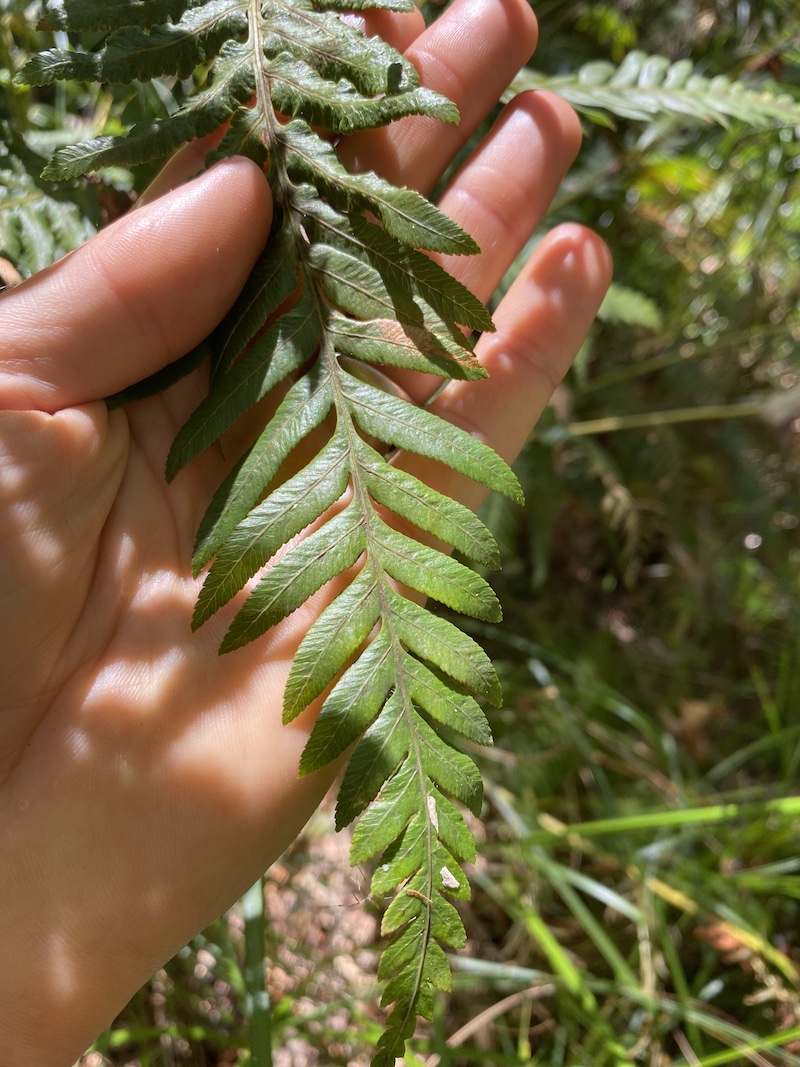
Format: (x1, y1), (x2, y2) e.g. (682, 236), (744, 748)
(19, 2), (520, 1060)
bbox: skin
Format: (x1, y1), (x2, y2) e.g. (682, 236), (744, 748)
(0, 0), (612, 1062)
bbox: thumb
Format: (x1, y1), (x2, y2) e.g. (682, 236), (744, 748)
(0, 156), (272, 413)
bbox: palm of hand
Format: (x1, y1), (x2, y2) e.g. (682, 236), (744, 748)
(1, 290), (340, 1049)
(0, 1), (611, 1061)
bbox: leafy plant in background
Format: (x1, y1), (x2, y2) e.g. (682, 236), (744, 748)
(3, 0), (800, 1063)
(0, 121), (96, 276)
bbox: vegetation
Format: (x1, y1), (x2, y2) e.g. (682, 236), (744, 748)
(2, 0), (799, 1063)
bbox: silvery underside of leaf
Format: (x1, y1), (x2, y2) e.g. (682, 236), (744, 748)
(21, 2), (523, 1060)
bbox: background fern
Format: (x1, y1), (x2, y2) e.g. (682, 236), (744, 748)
(3, 0), (800, 1062)
(0, 122), (97, 277)
(510, 49), (800, 127)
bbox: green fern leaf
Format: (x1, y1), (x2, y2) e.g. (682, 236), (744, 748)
(304, 205), (493, 330)
(268, 54), (458, 132)
(37, 0), (195, 33)
(341, 371), (521, 500)
(371, 519), (501, 619)
(402, 657), (492, 745)
(297, 628), (395, 769)
(220, 502), (368, 651)
(387, 592), (502, 703)
(193, 428), (351, 626)
(335, 688), (412, 827)
(514, 49), (800, 127)
(356, 441), (500, 567)
(328, 312), (486, 379)
(30, 3), (523, 1060)
(204, 102), (269, 167)
(262, 4), (419, 95)
(285, 566), (383, 724)
(313, 0), (414, 11)
(0, 131), (96, 278)
(38, 41), (256, 178)
(278, 120), (479, 254)
(205, 221), (298, 378)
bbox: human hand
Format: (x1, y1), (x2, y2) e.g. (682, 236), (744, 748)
(0, 0), (611, 1062)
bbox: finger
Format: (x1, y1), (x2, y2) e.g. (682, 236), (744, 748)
(436, 92), (582, 307)
(347, 5), (425, 52)
(339, 0), (538, 191)
(398, 224), (614, 509)
(0, 157), (272, 413)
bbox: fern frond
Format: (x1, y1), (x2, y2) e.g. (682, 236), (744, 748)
(0, 129), (96, 278)
(269, 54), (458, 131)
(25, 3), (518, 1060)
(278, 120), (479, 254)
(513, 50), (800, 127)
(37, 0), (197, 33)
